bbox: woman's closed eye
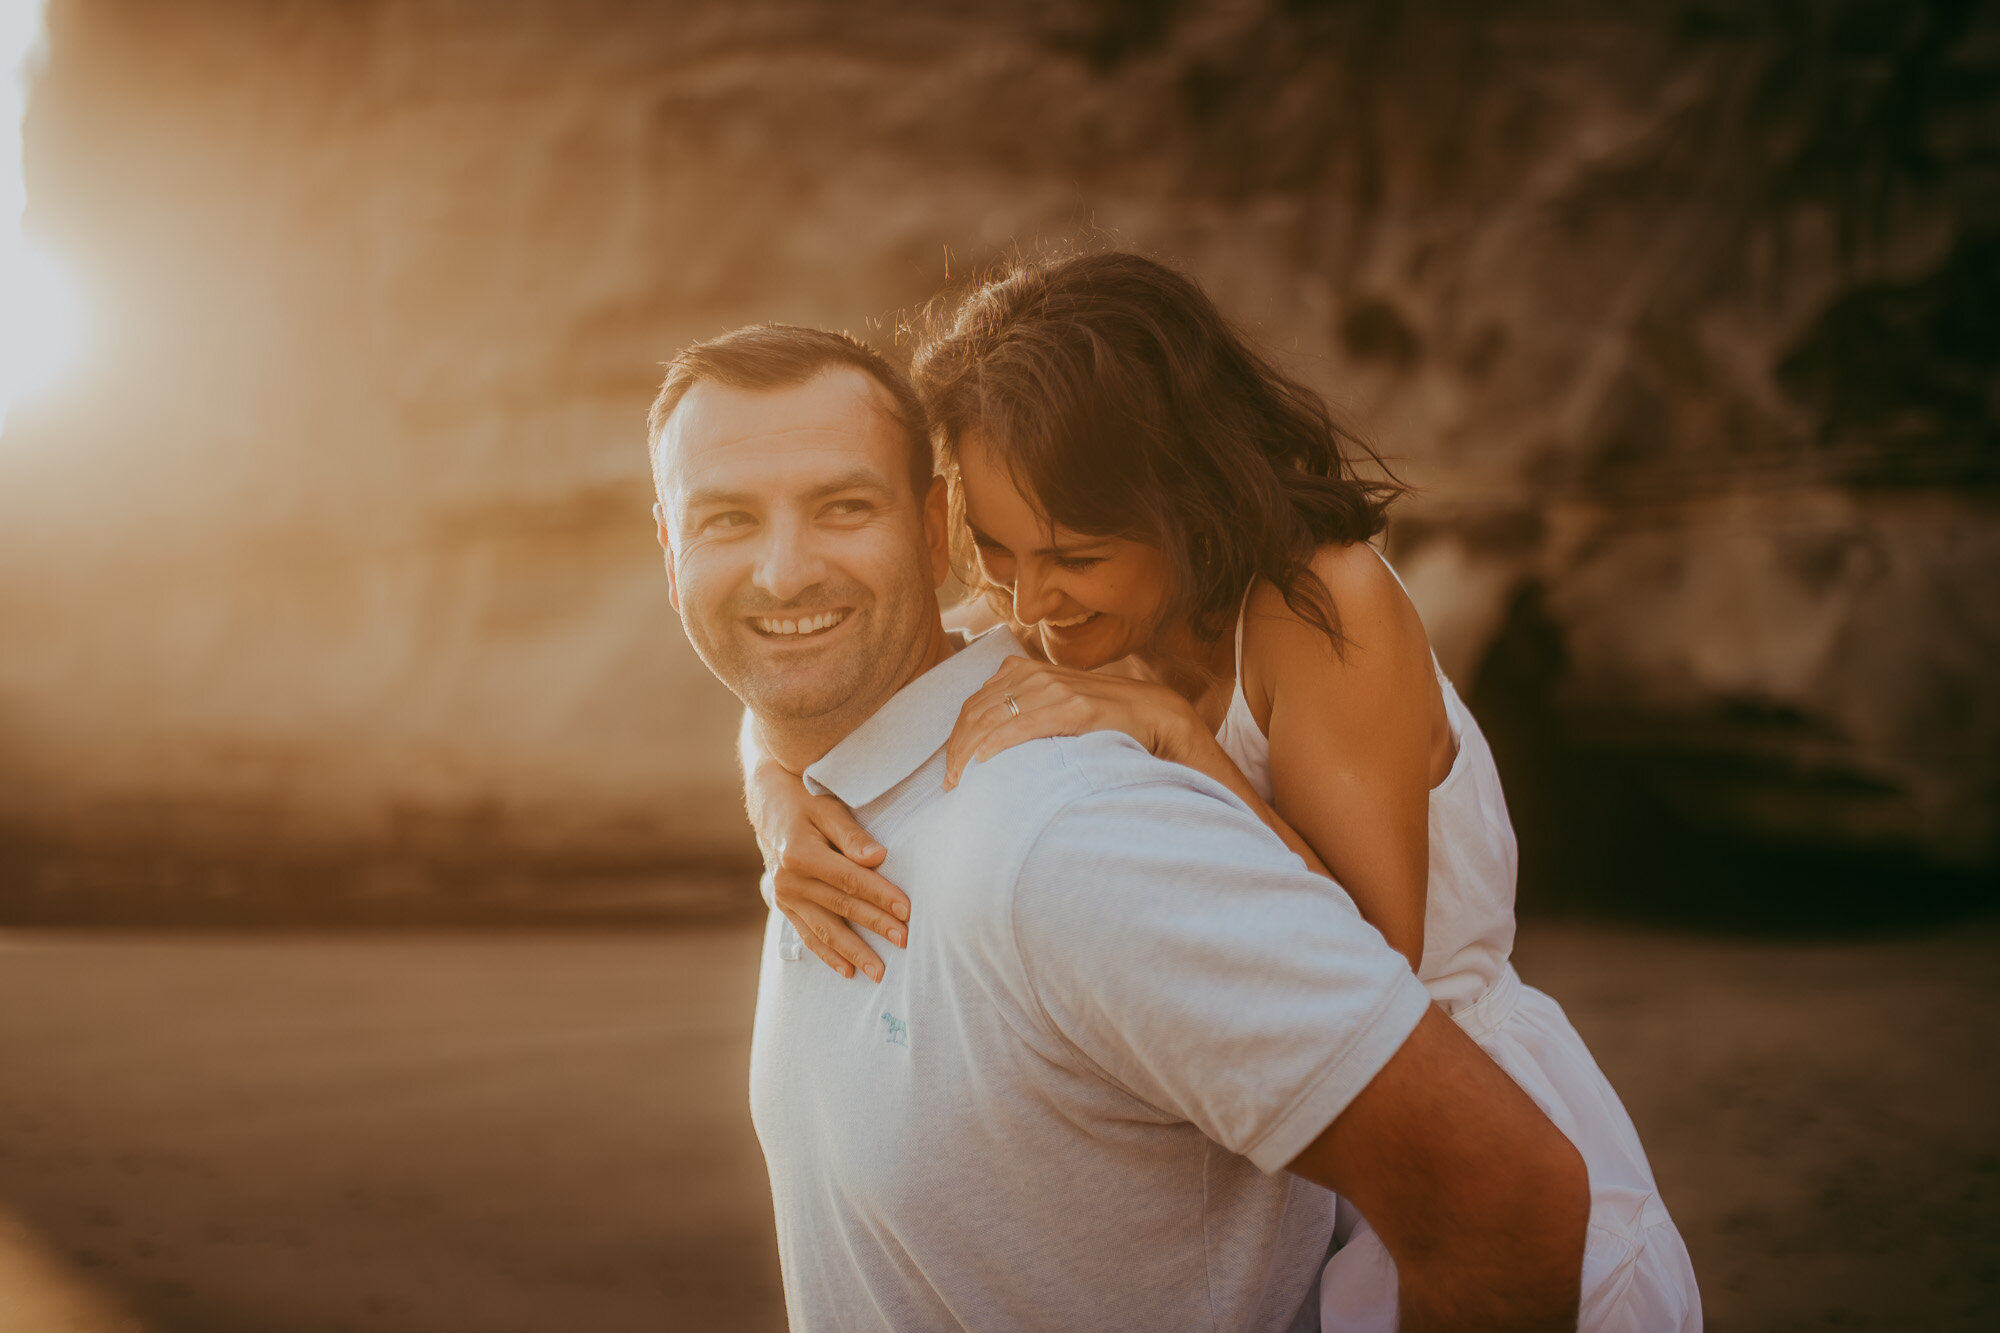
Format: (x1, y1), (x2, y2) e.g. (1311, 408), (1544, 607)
(974, 538), (1097, 575)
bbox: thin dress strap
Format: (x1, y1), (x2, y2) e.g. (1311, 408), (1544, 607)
(1214, 580), (1277, 801)
(1368, 540), (1411, 595)
(1233, 580), (1254, 690)
(1368, 543), (1448, 684)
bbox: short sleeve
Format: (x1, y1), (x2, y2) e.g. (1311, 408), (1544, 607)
(1012, 775), (1432, 1174)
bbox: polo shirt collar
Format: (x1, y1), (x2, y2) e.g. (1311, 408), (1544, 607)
(802, 626), (1026, 808)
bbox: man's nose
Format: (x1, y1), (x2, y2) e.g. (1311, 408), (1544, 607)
(753, 518), (831, 603)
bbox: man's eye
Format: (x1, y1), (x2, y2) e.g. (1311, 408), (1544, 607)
(823, 499), (872, 518)
(702, 512), (754, 532)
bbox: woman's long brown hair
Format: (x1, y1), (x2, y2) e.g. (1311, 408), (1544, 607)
(910, 249), (1404, 658)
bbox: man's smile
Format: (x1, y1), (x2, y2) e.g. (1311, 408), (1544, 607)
(749, 608), (853, 640)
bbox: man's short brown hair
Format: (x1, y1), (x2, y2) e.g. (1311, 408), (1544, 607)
(648, 325), (935, 500)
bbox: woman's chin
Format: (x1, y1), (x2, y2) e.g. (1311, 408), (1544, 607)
(1038, 620), (1123, 670)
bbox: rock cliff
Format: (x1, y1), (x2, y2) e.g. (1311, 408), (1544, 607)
(1, 0), (1992, 918)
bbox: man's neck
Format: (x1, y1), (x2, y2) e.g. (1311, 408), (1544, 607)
(756, 617), (961, 775)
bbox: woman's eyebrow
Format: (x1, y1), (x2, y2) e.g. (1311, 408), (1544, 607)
(965, 522), (1102, 558)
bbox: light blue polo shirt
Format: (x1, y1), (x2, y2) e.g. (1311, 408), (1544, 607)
(748, 627), (1431, 1331)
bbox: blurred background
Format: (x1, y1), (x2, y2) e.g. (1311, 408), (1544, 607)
(0, 1), (1994, 1329)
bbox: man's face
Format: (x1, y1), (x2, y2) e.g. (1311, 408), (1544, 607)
(655, 368), (950, 728)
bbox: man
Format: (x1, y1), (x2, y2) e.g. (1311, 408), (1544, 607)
(648, 324), (1589, 1331)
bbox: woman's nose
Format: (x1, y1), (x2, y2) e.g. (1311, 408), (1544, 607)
(1011, 566), (1060, 626)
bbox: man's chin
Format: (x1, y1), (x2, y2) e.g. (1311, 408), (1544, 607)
(738, 663), (869, 725)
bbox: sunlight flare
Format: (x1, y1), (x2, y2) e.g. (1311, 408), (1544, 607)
(1, 0), (81, 435)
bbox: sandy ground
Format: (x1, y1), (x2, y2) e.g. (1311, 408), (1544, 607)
(0, 917), (1994, 1332)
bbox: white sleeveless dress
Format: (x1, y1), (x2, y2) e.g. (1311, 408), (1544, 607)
(1213, 564), (1702, 1332)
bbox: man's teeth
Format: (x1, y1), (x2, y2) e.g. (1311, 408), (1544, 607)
(1045, 611), (1097, 629)
(757, 610), (848, 637)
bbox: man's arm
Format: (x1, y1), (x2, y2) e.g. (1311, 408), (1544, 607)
(1288, 1007), (1589, 1333)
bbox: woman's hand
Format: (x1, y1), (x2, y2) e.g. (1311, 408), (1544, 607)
(943, 655), (1202, 790)
(747, 757), (911, 983)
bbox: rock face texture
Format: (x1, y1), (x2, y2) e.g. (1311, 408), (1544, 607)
(0, 0), (1993, 915)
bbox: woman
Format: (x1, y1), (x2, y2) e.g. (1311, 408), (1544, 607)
(742, 251), (1700, 1330)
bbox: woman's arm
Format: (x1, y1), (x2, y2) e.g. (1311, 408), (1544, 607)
(936, 542), (1443, 973)
(941, 657), (1331, 876)
(739, 710), (911, 982)
(1248, 545), (1444, 970)
(1165, 728), (1334, 877)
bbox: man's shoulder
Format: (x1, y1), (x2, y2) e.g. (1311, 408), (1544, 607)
(952, 729), (1245, 819)
(941, 730), (1276, 879)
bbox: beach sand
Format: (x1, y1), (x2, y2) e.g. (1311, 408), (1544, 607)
(1, 915), (1993, 1331)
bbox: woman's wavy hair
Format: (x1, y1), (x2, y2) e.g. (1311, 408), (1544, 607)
(909, 249), (1404, 657)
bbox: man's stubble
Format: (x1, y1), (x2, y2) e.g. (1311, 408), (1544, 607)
(684, 558), (940, 741)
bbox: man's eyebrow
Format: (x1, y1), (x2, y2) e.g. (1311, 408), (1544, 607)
(680, 486), (759, 514)
(679, 469), (896, 517)
(964, 520), (1103, 558)
(804, 468), (896, 501)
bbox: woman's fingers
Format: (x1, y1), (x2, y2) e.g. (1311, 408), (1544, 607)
(942, 685), (1003, 786)
(942, 711), (992, 789)
(967, 710), (1081, 766)
(783, 907), (855, 979)
(777, 863), (909, 948)
(945, 681), (1090, 788)
(942, 658), (1194, 788)
(808, 801), (907, 924)
(785, 837), (909, 930)
(773, 800), (909, 925)
(944, 692), (1025, 788)
(772, 833), (909, 944)
(813, 798), (888, 869)
(786, 903), (885, 982)
(759, 783), (901, 982)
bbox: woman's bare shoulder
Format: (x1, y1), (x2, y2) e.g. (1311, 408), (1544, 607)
(1237, 542), (1429, 715)
(1244, 542), (1426, 659)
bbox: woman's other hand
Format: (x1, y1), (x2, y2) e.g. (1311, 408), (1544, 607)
(747, 758), (910, 983)
(943, 655), (1200, 790)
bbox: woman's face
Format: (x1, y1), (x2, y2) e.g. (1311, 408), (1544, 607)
(956, 429), (1173, 669)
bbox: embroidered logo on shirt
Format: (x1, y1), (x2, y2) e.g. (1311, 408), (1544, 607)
(880, 1011), (909, 1049)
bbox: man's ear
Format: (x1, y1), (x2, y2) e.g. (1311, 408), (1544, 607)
(655, 502), (681, 613)
(922, 474), (952, 589)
